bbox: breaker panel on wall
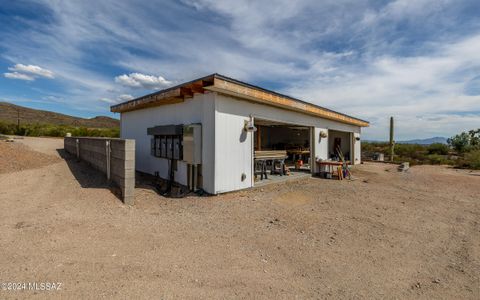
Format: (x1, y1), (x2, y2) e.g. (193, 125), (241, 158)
(147, 123), (202, 192)
(147, 125), (184, 160)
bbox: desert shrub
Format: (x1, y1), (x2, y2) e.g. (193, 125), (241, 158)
(363, 131), (480, 168)
(458, 150), (480, 170)
(426, 154), (452, 165)
(0, 121), (119, 138)
(362, 141), (456, 166)
(427, 143), (449, 155)
(0, 121), (17, 135)
(44, 125), (68, 137)
(361, 141), (389, 153)
(362, 142), (429, 157)
(395, 144), (427, 160)
(69, 126), (119, 138)
(71, 127), (89, 137)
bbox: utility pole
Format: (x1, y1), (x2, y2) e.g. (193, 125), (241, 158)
(389, 116), (395, 162)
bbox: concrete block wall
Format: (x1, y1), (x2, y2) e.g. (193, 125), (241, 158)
(64, 137), (135, 205)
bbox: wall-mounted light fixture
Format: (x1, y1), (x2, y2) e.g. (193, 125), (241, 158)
(355, 137), (361, 141)
(320, 131), (328, 138)
(244, 116), (257, 132)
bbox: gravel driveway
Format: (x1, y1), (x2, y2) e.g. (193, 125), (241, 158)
(0, 137), (479, 299)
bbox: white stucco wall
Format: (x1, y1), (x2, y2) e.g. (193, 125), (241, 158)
(215, 103), (253, 193)
(313, 127), (328, 173)
(119, 92), (216, 193)
(119, 91), (363, 195)
(353, 131), (361, 164)
(214, 94), (362, 193)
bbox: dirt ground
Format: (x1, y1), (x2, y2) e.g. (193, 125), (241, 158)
(0, 137), (479, 299)
(0, 137), (60, 174)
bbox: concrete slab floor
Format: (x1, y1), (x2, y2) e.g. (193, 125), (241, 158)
(254, 168), (312, 187)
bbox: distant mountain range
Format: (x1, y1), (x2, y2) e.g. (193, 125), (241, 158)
(397, 137), (448, 145)
(0, 102), (119, 128)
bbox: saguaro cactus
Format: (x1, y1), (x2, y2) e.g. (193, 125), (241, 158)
(389, 116), (395, 161)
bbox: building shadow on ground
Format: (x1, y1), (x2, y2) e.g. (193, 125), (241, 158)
(134, 171), (191, 198)
(56, 149), (124, 202)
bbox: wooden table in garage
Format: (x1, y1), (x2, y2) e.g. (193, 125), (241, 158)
(287, 149), (310, 163)
(254, 150), (288, 180)
(316, 160), (350, 180)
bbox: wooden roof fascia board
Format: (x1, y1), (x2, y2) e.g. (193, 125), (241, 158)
(189, 82), (205, 94)
(110, 73), (369, 127)
(114, 97), (184, 113)
(180, 87), (194, 98)
(202, 78), (214, 86)
(111, 88), (184, 113)
(206, 77), (369, 127)
(110, 74), (216, 113)
(212, 74), (370, 126)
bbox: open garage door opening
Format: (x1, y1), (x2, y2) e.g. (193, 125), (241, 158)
(328, 129), (353, 163)
(253, 118), (312, 186)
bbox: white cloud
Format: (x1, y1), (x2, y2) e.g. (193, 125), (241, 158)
(4, 64), (54, 82)
(285, 33), (480, 140)
(118, 94), (134, 101)
(115, 73), (172, 90)
(8, 64), (55, 79)
(1, 0), (479, 138)
(4, 72), (35, 81)
(99, 94), (134, 104)
(99, 97), (117, 104)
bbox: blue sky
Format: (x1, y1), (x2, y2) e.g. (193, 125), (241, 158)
(1, 0), (480, 140)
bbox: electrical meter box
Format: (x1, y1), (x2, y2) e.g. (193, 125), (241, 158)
(160, 137), (167, 157)
(166, 137), (173, 159)
(173, 137), (182, 160)
(155, 137), (161, 157)
(183, 124), (202, 164)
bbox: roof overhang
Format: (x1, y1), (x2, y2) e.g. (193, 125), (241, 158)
(110, 75), (214, 113)
(111, 74), (369, 127)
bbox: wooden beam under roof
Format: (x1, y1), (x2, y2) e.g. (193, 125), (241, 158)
(111, 88), (185, 113)
(110, 76), (214, 113)
(190, 82), (206, 94)
(204, 77), (369, 127)
(180, 87), (194, 98)
(110, 73), (369, 127)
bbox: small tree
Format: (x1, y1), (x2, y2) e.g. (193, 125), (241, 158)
(468, 129), (480, 147)
(448, 129), (480, 153)
(448, 132), (471, 152)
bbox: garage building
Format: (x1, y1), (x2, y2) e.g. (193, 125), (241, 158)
(111, 73), (369, 194)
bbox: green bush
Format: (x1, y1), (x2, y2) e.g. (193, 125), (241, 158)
(459, 150), (480, 170)
(362, 141), (456, 166)
(426, 154), (452, 165)
(0, 121), (17, 135)
(361, 141), (389, 153)
(427, 143), (449, 155)
(395, 144), (427, 160)
(0, 121), (119, 138)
